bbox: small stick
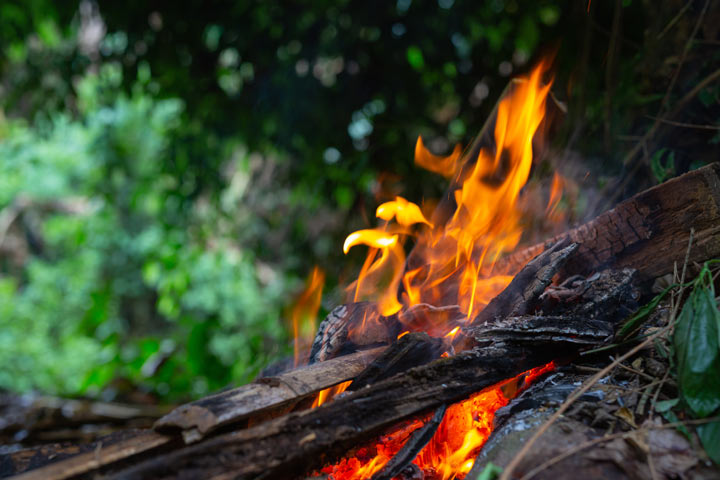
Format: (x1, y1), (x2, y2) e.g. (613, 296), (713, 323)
(370, 405), (447, 480)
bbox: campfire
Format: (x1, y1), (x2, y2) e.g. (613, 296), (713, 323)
(10, 58), (720, 480)
(303, 60), (556, 480)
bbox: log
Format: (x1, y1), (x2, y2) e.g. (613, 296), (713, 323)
(9, 430), (173, 480)
(491, 163), (720, 282)
(348, 332), (446, 391)
(103, 333), (594, 480)
(474, 240), (577, 325)
(154, 346), (385, 443)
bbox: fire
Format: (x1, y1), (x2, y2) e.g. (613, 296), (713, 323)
(314, 363), (556, 480)
(289, 266), (325, 367)
(309, 60), (557, 479)
(344, 59), (553, 324)
(312, 380), (353, 408)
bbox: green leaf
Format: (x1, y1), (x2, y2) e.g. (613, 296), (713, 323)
(406, 46), (425, 70)
(617, 284), (674, 340)
(650, 148), (675, 183)
(674, 285), (720, 417)
(475, 462), (503, 480)
(655, 398), (679, 413)
(698, 419), (720, 464)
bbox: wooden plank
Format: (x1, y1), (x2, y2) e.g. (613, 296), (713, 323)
(491, 163), (720, 281)
(154, 346), (385, 439)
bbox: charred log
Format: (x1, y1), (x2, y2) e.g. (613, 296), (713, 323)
(348, 332), (446, 392)
(473, 240), (578, 325)
(491, 162), (720, 282)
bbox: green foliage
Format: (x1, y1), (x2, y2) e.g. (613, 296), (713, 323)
(650, 148), (675, 183)
(474, 462), (503, 480)
(673, 267), (720, 417)
(672, 262), (720, 463)
(616, 284), (674, 341)
(0, 67), (292, 400)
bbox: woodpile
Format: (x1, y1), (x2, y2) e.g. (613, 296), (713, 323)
(5, 163), (720, 480)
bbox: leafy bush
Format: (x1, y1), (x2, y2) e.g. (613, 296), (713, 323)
(0, 65), (292, 400)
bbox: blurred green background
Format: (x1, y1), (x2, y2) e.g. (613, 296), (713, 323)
(0, 0), (718, 402)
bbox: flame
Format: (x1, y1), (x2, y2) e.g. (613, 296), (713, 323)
(314, 363), (555, 480)
(415, 138), (464, 179)
(311, 60), (556, 480)
(343, 60), (553, 323)
(289, 266), (325, 367)
(376, 196), (433, 227)
(545, 171), (565, 223)
(313, 380), (353, 408)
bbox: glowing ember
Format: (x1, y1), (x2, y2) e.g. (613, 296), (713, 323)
(314, 363), (556, 480)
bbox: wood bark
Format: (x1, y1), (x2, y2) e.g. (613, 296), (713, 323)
(154, 347), (385, 442)
(490, 163), (720, 282)
(10, 430), (173, 480)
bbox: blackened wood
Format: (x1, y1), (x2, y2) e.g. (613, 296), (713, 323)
(348, 332), (446, 391)
(490, 163), (720, 282)
(540, 268), (640, 322)
(465, 316), (614, 347)
(309, 303), (397, 364)
(154, 347), (384, 441)
(369, 405), (447, 480)
(473, 240), (578, 325)
(104, 340), (582, 480)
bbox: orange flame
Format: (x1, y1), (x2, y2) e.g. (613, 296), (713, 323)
(312, 380), (353, 408)
(545, 171), (565, 223)
(415, 138), (463, 179)
(289, 266), (325, 367)
(313, 60), (556, 480)
(343, 60), (553, 323)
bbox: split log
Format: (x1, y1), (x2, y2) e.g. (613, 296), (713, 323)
(154, 346), (385, 443)
(103, 331), (597, 480)
(491, 162), (720, 282)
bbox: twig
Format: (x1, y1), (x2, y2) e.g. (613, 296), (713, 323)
(645, 116), (720, 130)
(658, 0), (694, 39)
(657, 0), (711, 116)
(650, 368), (672, 412)
(605, 2), (714, 207)
(517, 416), (720, 480)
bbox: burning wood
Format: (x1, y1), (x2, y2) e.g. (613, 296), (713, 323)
(9, 56), (720, 480)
